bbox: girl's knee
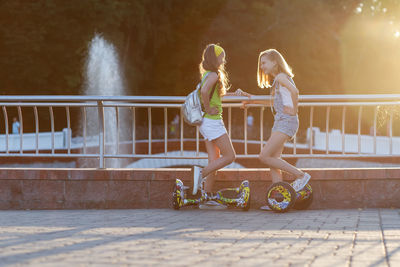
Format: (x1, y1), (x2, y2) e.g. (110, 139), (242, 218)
(259, 153), (272, 165)
(258, 152), (267, 162)
(225, 152), (236, 164)
(258, 153), (263, 163)
(231, 152), (236, 163)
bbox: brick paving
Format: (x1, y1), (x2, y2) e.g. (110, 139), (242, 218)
(0, 209), (399, 266)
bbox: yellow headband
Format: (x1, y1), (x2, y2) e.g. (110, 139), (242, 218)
(214, 45), (224, 58)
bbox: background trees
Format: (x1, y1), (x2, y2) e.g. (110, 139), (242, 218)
(4, 0), (393, 97)
(1, 0), (400, 134)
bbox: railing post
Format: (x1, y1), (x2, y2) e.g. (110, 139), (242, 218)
(373, 107), (377, 154)
(17, 106), (23, 154)
(389, 108), (393, 155)
(164, 107), (167, 155)
(180, 108), (183, 156)
(34, 106), (39, 154)
(2, 106), (9, 154)
(228, 107), (232, 138)
(49, 107), (55, 154)
(325, 106), (330, 154)
(309, 106), (314, 154)
(98, 101), (105, 168)
(65, 106), (71, 154)
(244, 108), (248, 155)
(83, 107), (87, 154)
(116, 107), (120, 154)
(357, 106), (362, 154)
(260, 107), (264, 152)
(196, 125), (199, 156)
(132, 107), (136, 155)
(341, 106), (346, 154)
(148, 107), (152, 155)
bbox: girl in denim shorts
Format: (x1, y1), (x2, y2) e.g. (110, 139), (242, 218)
(245, 49), (311, 192)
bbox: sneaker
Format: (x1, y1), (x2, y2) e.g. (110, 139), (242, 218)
(291, 172), (311, 192)
(199, 200), (227, 210)
(192, 166), (202, 195)
(260, 205), (272, 211)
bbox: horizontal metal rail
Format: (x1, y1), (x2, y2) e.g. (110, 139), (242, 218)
(0, 95), (398, 168)
(0, 94), (399, 102)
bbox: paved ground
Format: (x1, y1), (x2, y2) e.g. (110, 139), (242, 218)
(0, 209), (399, 266)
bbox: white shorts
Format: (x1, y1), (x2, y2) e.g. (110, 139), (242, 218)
(199, 118), (227, 141)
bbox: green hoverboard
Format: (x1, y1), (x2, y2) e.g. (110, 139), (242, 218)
(172, 179), (250, 211)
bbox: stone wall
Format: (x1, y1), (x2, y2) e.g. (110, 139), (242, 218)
(0, 168), (399, 210)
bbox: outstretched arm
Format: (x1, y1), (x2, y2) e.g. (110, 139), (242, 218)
(241, 88), (272, 108)
(242, 98), (273, 108)
(225, 88), (252, 97)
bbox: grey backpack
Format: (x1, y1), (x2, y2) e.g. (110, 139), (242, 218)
(182, 72), (215, 126)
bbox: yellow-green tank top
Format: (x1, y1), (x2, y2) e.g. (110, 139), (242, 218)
(199, 71), (222, 120)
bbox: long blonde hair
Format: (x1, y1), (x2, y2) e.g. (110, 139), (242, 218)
(199, 44), (230, 96)
(257, 49), (293, 89)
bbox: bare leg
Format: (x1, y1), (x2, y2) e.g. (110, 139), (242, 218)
(259, 131), (304, 179)
(203, 139), (220, 193)
(269, 144), (284, 183)
(202, 134), (235, 192)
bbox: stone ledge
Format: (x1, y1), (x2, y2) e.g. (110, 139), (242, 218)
(0, 168), (399, 210)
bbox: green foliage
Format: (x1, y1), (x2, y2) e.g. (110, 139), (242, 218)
(1, 0), (397, 98)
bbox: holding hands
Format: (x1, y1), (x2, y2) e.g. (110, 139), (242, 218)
(231, 88), (254, 109)
(225, 88), (252, 108)
(234, 88), (252, 98)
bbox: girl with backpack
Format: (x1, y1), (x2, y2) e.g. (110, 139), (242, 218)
(243, 49), (311, 192)
(193, 44), (250, 208)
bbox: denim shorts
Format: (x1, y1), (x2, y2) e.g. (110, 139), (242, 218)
(199, 118), (227, 141)
(272, 114), (299, 138)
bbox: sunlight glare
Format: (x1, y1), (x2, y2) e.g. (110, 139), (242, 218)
(355, 3), (363, 14)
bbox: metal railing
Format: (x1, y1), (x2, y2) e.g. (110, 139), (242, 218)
(0, 94), (399, 168)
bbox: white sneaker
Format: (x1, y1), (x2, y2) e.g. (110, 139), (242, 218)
(199, 200), (227, 210)
(260, 205), (272, 211)
(292, 172), (311, 192)
(192, 166), (202, 195)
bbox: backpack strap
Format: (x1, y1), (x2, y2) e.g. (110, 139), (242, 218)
(269, 74), (296, 116)
(270, 78), (278, 116)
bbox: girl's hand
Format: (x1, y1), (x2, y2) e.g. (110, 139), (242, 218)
(241, 100), (251, 109)
(235, 88), (252, 98)
(206, 107), (219, 115)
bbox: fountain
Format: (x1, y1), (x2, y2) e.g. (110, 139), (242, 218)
(82, 34), (128, 168)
